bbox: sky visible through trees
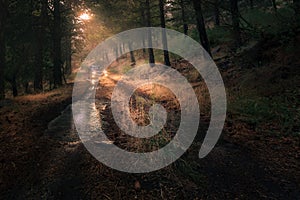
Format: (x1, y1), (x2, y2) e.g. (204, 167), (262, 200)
(0, 0), (299, 97)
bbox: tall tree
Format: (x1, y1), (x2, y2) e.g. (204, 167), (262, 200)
(34, 0), (48, 91)
(159, 0), (171, 66)
(62, 0), (73, 75)
(53, 0), (63, 87)
(179, 0), (189, 35)
(294, 0), (300, 25)
(145, 0), (155, 66)
(140, 7), (147, 54)
(128, 42), (136, 65)
(271, 0), (277, 11)
(249, 0), (254, 9)
(214, 0), (220, 26)
(192, 0), (211, 56)
(230, 0), (241, 48)
(61, 0), (83, 76)
(0, 0), (8, 99)
(63, 31), (72, 75)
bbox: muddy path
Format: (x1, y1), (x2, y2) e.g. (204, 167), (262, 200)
(1, 73), (299, 199)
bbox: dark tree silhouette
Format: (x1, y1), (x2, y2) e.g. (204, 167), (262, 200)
(230, 0), (242, 48)
(34, 0), (48, 91)
(214, 0), (220, 26)
(192, 0), (212, 56)
(159, 0), (171, 66)
(53, 0), (63, 87)
(294, 0), (300, 25)
(0, 0), (8, 99)
(145, 0), (155, 66)
(271, 0), (277, 11)
(179, 0), (189, 35)
(128, 42), (136, 65)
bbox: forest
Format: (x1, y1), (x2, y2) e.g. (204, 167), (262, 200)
(0, 0), (299, 199)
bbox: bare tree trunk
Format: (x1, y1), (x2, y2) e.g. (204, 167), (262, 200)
(53, 0), (63, 87)
(0, 0), (8, 99)
(249, 0), (254, 9)
(119, 44), (123, 58)
(65, 37), (72, 75)
(159, 0), (171, 66)
(271, 0), (277, 11)
(294, 0), (300, 25)
(128, 42), (136, 66)
(34, 0), (48, 91)
(179, 0), (188, 35)
(34, 36), (43, 91)
(140, 8), (147, 54)
(192, 0), (212, 56)
(8, 74), (18, 97)
(214, 0), (220, 26)
(230, 0), (242, 48)
(115, 47), (119, 62)
(145, 0), (155, 66)
(64, 1), (72, 76)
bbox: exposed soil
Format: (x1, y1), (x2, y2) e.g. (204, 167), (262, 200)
(0, 61), (299, 199)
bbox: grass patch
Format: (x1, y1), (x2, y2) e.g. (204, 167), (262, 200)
(230, 96), (298, 133)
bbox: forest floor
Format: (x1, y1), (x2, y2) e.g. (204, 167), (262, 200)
(1, 43), (300, 199)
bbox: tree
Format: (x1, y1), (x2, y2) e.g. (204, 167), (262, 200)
(249, 0), (254, 9)
(61, 0), (84, 76)
(159, 0), (171, 66)
(62, 0), (73, 75)
(128, 42), (136, 65)
(145, 0), (156, 66)
(0, 0), (8, 99)
(5, 0), (36, 96)
(53, 0), (63, 87)
(294, 0), (300, 25)
(214, 0), (220, 26)
(179, 0), (189, 35)
(34, 0), (48, 91)
(192, 0), (212, 56)
(0, 0), (84, 96)
(271, 0), (277, 11)
(140, 7), (147, 54)
(230, 0), (241, 48)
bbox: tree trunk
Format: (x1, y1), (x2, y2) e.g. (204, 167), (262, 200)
(115, 46), (119, 62)
(249, 0), (254, 9)
(179, 0), (188, 35)
(65, 39), (72, 75)
(10, 75), (18, 97)
(294, 0), (300, 25)
(159, 0), (171, 66)
(65, 1), (72, 75)
(230, 0), (242, 49)
(128, 42), (136, 65)
(0, 0), (7, 99)
(118, 44), (121, 57)
(192, 0), (212, 56)
(34, 0), (48, 91)
(145, 0), (155, 66)
(271, 0), (277, 11)
(34, 37), (43, 91)
(214, 0), (220, 26)
(53, 0), (63, 87)
(140, 8), (147, 54)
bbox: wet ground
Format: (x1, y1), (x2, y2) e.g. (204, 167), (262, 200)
(1, 71), (299, 199)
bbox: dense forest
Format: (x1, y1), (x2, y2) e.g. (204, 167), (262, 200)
(0, 0), (299, 199)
